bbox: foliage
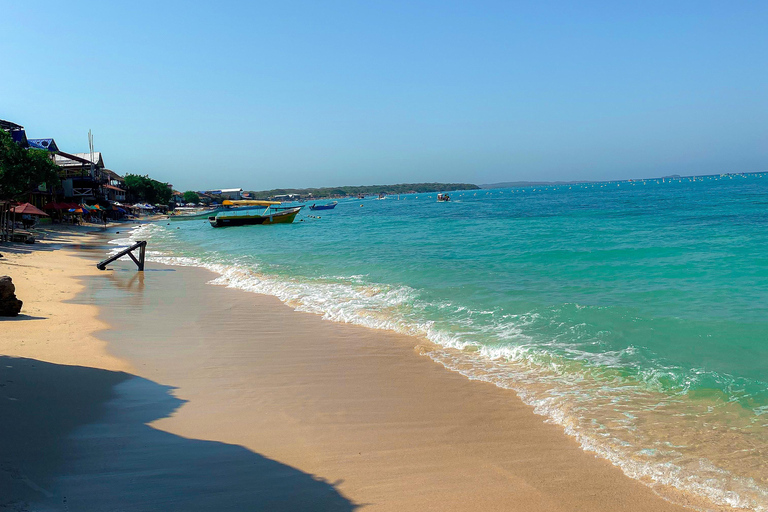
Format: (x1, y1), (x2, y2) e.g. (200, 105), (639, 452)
(245, 182), (480, 200)
(124, 174), (172, 204)
(182, 190), (200, 203)
(0, 130), (61, 200)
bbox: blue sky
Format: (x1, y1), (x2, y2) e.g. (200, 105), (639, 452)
(2, 1), (766, 190)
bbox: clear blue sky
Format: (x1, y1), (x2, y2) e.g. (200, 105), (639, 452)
(2, 1), (766, 190)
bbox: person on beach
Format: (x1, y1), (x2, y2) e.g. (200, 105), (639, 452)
(21, 214), (34, 230)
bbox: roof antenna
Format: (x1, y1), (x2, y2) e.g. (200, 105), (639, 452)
(88, 129), (94, 176)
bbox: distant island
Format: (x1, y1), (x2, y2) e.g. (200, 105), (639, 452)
(246, 182), (480, 200)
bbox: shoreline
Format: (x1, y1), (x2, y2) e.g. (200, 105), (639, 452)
(1, 228), (723, 511)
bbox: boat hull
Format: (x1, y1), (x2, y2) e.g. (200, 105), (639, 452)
(170, 208), (221, 221)
(208, 207), (301, 227)
(309, 203), (337, 210)
(174, 204), (286, 222)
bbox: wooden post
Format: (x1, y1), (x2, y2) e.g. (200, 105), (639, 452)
(96, 241), (147, 271)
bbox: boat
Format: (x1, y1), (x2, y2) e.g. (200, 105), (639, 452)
(172, 200), (283, 221)
(437, 193), (451, 202)
(170, 207), (222, 221)
(208, 201), (302, 227)
(309, 201), (337, 211)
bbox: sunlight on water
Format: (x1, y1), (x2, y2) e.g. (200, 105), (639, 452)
(112, 174), (768, 511)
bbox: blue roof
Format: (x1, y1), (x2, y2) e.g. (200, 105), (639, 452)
(27, 138), (59, 152)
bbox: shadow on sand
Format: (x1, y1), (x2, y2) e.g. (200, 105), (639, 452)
(0, 356), (357, 511)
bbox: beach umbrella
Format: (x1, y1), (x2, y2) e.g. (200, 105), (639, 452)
(11, 203), (49, 216)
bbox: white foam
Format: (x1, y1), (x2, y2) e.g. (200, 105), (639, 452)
(115, 222), (768, 511)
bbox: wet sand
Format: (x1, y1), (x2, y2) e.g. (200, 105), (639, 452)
(1, 229), (352, 511)
(1, 230), (708, 511)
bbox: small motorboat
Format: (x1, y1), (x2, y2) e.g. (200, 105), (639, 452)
(309, 201), (338, 210)
(437, 193), (451, 202)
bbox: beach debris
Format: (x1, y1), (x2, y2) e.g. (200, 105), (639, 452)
(0, 276), (23, 317)
(96, 240), (147, 271)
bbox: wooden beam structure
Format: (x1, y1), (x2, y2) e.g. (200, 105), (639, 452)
(96, 241), (147, 271)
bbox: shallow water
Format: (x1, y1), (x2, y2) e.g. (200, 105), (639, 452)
(115, 174), (768, 510)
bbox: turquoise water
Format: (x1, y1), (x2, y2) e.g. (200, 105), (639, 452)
(117, 174), (768, 510)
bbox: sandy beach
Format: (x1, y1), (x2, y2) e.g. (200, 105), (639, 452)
(1, 228), (715, 511)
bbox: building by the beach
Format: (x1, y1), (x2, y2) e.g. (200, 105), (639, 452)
(103, 169), (127, 203)
(2, 118), (129, 209)
(54, 152), (108, 201)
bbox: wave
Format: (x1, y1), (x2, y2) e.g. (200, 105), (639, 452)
(109, 224), (768, 511)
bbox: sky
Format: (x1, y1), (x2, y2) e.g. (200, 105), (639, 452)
(2, 1), (767, 191)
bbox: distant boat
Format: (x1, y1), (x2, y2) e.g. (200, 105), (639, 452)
(309, 201), (338, 210)
(437, 193), (451, 202)
(209, 201), (302, 227)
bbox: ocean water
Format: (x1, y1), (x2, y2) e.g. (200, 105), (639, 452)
(114, 174), (768, 510)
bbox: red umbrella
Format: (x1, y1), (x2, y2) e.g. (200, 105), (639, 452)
(11, 203), (49, 216)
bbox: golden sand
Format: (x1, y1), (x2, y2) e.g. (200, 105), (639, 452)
(1, 228), (704, 511)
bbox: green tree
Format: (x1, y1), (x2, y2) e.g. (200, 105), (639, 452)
(183, 191), (200, 203)
(0, 130), (60, 200)
(124, 174), (172, 204)
(152, 180), (172, 205)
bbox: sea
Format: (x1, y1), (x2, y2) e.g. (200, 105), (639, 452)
(114, 173), (768, 511)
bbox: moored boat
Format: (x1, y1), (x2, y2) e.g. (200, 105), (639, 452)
(437, 193), (451, 202)
(309, 201), (338, 210)
(170, 207), (222, 221)
(173, 200), (283, 222)
(209, 202), (302, 227)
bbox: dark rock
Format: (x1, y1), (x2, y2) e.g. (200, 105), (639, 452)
(0, 276), (14, 300)
(0, 276), (23, 316)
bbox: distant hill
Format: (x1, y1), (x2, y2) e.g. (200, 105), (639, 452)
(246, 182), (480, 200)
